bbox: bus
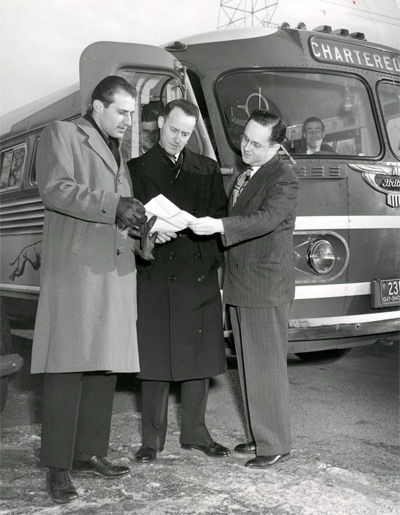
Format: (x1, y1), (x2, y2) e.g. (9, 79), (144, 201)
(1, 24), (399, 369)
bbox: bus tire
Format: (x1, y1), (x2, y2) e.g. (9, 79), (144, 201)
(295, 348), (351, 363)
(0, 300), (12, 413)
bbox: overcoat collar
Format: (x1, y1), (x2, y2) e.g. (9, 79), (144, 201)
(75, 117), (119, 175)
(229, 154), (282, 214)
(140, 145), (198, 193)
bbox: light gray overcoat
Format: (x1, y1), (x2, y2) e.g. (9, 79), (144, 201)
(31, 118), (140, 374)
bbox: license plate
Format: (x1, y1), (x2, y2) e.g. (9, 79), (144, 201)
(371, 278), (400, 308)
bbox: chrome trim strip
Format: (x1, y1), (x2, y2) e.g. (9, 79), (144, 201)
(290, 311), (400, 327)
(0, 284), (40, 293)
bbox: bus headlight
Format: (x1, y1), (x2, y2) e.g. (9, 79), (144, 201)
(308, 240), (335, 275)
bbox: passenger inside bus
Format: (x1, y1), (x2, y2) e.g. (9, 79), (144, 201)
(290, 117), (337, 155)
(140, 102), (162, 154)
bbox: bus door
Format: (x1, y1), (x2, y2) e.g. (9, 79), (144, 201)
(79, 42), (215, 162)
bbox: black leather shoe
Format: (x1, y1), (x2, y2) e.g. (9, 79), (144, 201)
(72, 455), (130, 478)
(181, 441), (230, 457)
(234, 442), (256, 454)
(245, 453), (290, 468)
(135, 446), (158, 463)
(47, 468), (78, 504)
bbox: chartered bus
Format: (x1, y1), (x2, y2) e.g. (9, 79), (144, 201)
(1, 23), (399, 365)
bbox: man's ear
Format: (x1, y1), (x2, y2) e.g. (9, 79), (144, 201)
(271, 142), (281, 155)
(92, 99), (104, 115)
(158, 116), (164, 130)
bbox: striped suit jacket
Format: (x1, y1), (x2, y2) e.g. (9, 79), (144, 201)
(222, 154), (299, 308)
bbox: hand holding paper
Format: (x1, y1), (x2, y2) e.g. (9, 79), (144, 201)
(145, 194), (196, 233)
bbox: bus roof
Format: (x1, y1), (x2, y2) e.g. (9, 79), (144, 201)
(0, 84), (79, 141)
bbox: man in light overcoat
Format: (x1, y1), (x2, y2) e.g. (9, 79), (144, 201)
(31, 76), (149, 503)
(190, 110), (299, 468)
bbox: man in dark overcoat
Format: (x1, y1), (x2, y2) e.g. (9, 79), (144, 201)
(190, 110), (299, 469)
(128, 99), (229, 463)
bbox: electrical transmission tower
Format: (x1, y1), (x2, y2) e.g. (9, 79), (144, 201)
(218, 0), (279, 29)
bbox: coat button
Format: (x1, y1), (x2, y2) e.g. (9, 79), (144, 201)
(101, 209), (106, 214)
(169, 274), (177, 281)
(116, 249), (122, 256)
(168, 252), (174, 260)
(197, 275), (205, 282)
(194, 253), (201, 260)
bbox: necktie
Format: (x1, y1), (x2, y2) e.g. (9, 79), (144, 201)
(231, 168), (253, 206)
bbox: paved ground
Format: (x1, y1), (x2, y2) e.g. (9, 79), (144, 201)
(0, 331), (399, 514)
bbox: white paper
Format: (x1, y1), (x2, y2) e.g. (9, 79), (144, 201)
(145, 194), (196, 233)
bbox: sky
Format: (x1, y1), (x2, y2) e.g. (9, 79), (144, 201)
(1, 0), (399, 121)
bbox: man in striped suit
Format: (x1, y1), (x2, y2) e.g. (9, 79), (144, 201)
(189, 110), (299, 468)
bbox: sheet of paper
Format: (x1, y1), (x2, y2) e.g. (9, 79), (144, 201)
(145, 194), (196, 233)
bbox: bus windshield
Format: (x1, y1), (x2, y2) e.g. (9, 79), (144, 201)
(377, 82), (400, 160)
(216, 70), (381, 158)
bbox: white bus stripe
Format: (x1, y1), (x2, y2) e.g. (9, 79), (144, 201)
(295, 282), (371, 299)
(295, 216), (400, 230)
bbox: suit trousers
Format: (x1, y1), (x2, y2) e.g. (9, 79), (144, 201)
(230, 303), (291, 456)
(140, 378), (213, 451)
(40, 372), (117, 469)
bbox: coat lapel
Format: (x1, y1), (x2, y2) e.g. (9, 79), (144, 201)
(141, 145), (181, 193)
(229, 155), (281, 215)
(76, 118), (119, 175)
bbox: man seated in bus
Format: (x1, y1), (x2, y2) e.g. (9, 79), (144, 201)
(140, 103), (161, 154)
(293, 117), (336, 154)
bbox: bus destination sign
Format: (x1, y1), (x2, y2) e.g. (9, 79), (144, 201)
(309, 37), (400, 74)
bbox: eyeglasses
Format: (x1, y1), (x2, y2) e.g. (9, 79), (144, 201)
(240, 134), (268, 150)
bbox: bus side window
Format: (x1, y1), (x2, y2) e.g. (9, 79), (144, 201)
(0, 145), (26, 190)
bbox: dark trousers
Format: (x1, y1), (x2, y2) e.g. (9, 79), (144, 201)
(40, 372), (117, 470)
(140, 378), (213, 451)
(230, 303), (291, 456)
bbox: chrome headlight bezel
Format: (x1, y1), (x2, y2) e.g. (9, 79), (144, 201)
(308, 239), (336, 275)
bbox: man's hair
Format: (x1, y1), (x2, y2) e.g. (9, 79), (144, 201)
(90, 76), (137, 109)
(248, 109), (286, 144)
(303, 117), (325, 132)
(162, 99), (199, 122)
(141, 110), (159, 123)
(141, 101), (163, 122)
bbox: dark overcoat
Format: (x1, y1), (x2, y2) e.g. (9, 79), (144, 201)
(128, 145), (227, 381)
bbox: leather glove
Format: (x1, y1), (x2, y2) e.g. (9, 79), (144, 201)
(116, 197), (147, 237)
(130, 215), (158, 260)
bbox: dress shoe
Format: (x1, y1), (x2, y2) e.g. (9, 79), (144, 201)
(72, 455), (130, 478)
(47, 468), (78, 504)
(135, 446), (159, 463)
(245, 453), (290, 468)
(181, 441), (230, 457)
(234, 442), (256, 454)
